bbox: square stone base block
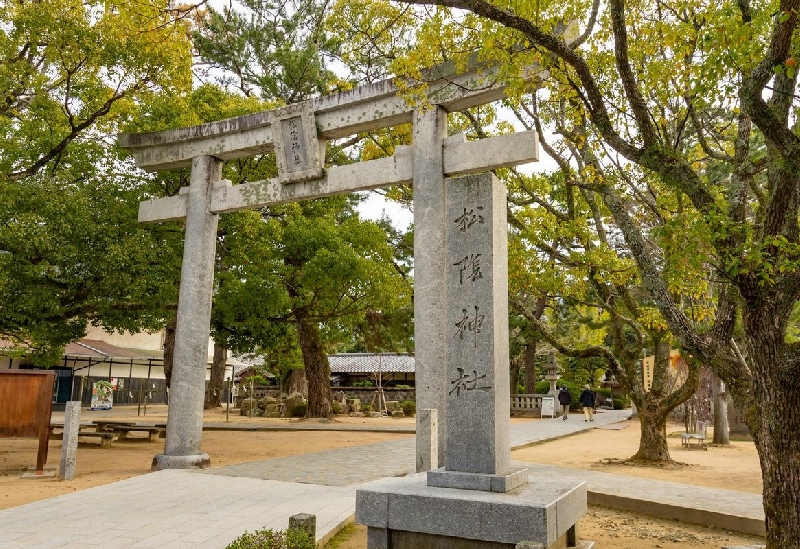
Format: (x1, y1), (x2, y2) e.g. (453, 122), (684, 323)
(427, 466), (529, 493)
(356, 471), (587, 548)
(22, 469), (56, 479)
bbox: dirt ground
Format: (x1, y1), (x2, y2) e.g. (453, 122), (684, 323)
(0, 407), (765, 548)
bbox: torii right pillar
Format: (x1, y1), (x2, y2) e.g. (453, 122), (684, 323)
(357, 172), (592, 549)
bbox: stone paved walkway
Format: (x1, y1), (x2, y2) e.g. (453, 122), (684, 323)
(0, 409), (765, 548)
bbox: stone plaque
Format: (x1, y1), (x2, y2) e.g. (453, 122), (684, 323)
(272, 102), (324, 183)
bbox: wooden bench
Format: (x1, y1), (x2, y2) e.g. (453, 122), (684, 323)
(93, 420), (135, 432)
(109, 426), (165, 442)
(78, 430), (117, 447)
(50, 426), (118, 447)
(681, 420), (708, 450)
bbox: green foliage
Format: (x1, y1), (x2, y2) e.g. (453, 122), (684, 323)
(352, 380), (374, 387)
(360, 404), (371, 413)
(596, 388), (613, 402)
(0, 0), (194, 359)
(0, 0), (192, 177)
(401, 400), (416, 416)
(0, 176), (183, 363)
(290, 403), (308, 418)
(394, 384), (411, 389)
(210, 196), (410, 418)
(331, 402), (343, 414)
(224, 527), (315, 549)
(194, 0), (343, 102)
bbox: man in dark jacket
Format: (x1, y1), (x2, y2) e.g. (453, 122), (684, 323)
(557, 386), (572, 420)
(579, 384), (596, 422)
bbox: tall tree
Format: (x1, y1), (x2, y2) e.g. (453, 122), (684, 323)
(211, 198), (410, 418)
(193, 1), (415, 417)
(0, 0), (194, 360)
(386, 0), (800, 544)
(193, 0), (343, 100)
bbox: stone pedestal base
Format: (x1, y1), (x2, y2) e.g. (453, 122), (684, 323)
(151, 453), (210, 471)
(356, 471), (588, 549)
(22, 465), (57, 479)
(427, 467), (528, 493)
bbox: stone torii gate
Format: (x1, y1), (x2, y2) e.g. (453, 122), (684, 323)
(119, 61), (539, 472)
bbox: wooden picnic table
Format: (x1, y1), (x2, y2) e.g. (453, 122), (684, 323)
(93, 420), (166, 441)
(49, 423), (117, 447)
(92, 420), (137, 430)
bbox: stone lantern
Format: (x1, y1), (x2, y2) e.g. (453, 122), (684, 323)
(545, 352), (560, 396)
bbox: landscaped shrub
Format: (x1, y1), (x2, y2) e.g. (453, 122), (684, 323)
(394, 384), (412, 389)
(225, 527), (315, 549)
(612, 398), (626, 410)
(331, 402), (342, 414)
(352, 380), (374, 387)
(290, 403), (307, 417)
(401, 400), (416, 417)
(361, 403), (371, 413)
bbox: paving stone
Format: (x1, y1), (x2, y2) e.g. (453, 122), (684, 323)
(0, 410), (765, 547)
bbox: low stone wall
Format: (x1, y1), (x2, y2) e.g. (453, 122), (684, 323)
(240, 387), (545, 415)
(510, 394), (544, 416)
(239, 386), (416, 406)
(332, 387), (415, 404)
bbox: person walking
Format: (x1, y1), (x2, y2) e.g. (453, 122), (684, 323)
(557, 386), (572, 420)
(579, 384), (596, 422)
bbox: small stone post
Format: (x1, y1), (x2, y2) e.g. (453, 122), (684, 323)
(416, 408), (438, 472)
(58, 401), (81, 480)
(288, 513), (316, 540)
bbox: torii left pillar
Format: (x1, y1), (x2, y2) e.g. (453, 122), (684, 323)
(152, 156), (221, 470)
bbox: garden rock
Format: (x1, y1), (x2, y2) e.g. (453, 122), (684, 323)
(239, 398), (260, 416)
(284, 392), (306, 411)
(265, 403), (282, 417)
(258, 396), (277, 408)
(385, 400), (401, 413)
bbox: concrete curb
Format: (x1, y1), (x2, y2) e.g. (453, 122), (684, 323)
(587, 491), (765, 537)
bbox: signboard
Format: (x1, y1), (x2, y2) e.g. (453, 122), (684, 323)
(643, 355), (655, 392)
(90, 380), (113, 410)
(271, 102), (324, 184)
(0, 370), (55, 471)
(541, 396), (556, 419)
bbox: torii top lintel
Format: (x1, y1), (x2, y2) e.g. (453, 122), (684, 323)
(118, 59), (537, 172)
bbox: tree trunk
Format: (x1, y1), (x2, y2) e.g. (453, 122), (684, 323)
(205, 342), (226, 409)
(296, 316), (332, 418)
(287, 369), (308, 396)
(524, 342), (537, 394)
(627, 340), (674, 463)
(162, 315), (177, 389)
(632, 404), (672, 462)
(741, 312), (800, 548)
(757, 410), (800, 549)
(510, 357), (521, 395)
(711, 373), (729, 445)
